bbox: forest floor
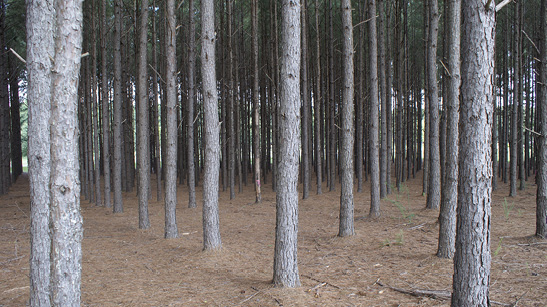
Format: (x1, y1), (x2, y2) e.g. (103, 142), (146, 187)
(0, 171), (546, 306)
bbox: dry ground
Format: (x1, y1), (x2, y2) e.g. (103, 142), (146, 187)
(0, 171), (545, 306)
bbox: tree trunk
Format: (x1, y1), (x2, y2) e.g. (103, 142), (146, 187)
(368, 0), (381, 218)
(314, 0), (322, 195)
(301, 0), (310, 200)
(164, 0), (178, 238)
(378, 0), (387, 199)
(437, 0), (460, 259)
(50, 0), (84, 303)
(536, 0), (547, 239)
(187, 0), (197, 208)
(8, 55), (22, 182)
(252, 0), (262, 203)
(273, 0), (301, 287)
(452, 1), (495, 305)
(112, 0), (123, 213)
(201, 0), (222, 251)
(27, 0), (54, 304)
(426, 0), (440, 210)
(101, 0), (111, 208)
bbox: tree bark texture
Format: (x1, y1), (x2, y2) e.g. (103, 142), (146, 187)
(187, 0), (197, 208)
(378, 0), (388, 199)
(301, 0), (310, 200)
(252, 0), (262, 203)
(112, 0), (123, 213)
(273, 0), (301, 288)
(452, 1), (495, 305)
(101, 0), (111, 208)
(164, 0), (178, 239)
(314, 0), (322, 195)
(27, 0), (54, 304)
(536, 0), (547, 239)
(50, 0), (84, 304)
(201, 0), (222, 251)
(437, 0), (460, 259)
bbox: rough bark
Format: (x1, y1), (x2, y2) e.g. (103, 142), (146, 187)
(151, 0), (162, 202)
(378, 0), (387, 199)
(273, 0), (301, 288)
(437, 0), (460, 259)
(164, 0), (178, 239)
(338, 0), (355, 236)
(537, 0), (547, 239)
(452, 1), (495, 305)
(0, 0), (8, 195)
(27, 0), (54, 304)
(8, 56), (22, 182)
(112, 0), (123, 213)
(314, 0), (322, 195)
(50, 0), (84, 304)
(301, 0), (310, 200)
(426, 0), (440, 210)
(228, 0), (235, 200)
(201, 0), (222, 250)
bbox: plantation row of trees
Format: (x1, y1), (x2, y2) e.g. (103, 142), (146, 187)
(0, 0), (546, 305)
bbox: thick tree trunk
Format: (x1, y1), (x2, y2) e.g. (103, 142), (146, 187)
(536, 0), (547, 239)
(27, 0), (54, 304)
(437, 0), (460, 259)
(273, 0), (301, 287)
(452, 1), (495, 305)
(426, 0), (441, 210)
(201, 0), (222, 250)
(50, 0), (84, 304)
(112, 0), (123, 213)
(164, 0), (178, 238)
(339, 0), (355, 236)
(368, 0), (381, 218)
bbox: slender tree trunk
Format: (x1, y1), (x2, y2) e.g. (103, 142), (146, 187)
(101, 0), (111, 208)
(90, 1), (102, 206)
(0, 0), (7, 195)
(112, 0), (123, 213)
(27, 0), (54, 304)
(452, 1), (495, 305)
(422, 0), (430, 196)
(151, 0), (162, 202)
(386, 6), (393, 195)
(301, 0), (310, 200)
(251, 0), (262, 203)
(8, 57), (22, 182)
(437, 0), (460, 259)
(426, 0), (440, 210)
(201, 0), (222, 250)
(50, 0), (84, 304)
(368, 0), (381, 217)
(186, 0), (197, 208)
(536, 0), (547, 239)
(517, 1), (525, 191)
(273, 0), (301, 287)
(137, 0), (150, 229)
(314, 0), (322, 195)
(227, 0), (236, 200)
(378, 0), (387, 199)
(328, 0), (336, 192)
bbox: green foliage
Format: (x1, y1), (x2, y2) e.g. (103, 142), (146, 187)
(381, 230), (405, 247)
(503, 198), (514, 221)
(493, 238), (503, 257)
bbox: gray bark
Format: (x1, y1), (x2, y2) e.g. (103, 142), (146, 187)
(50, 0), (84, 304)
(437, 0), (460, 259)
(426, 0), (440, 210)
(537, 0), (547, 239)
(201, 0), (222, 250)
(187, 0), (197, 208)
(252, 0), (262, 203)
(368, 0), (381, 218)
(164, 0), (178, 238)
(151, 0), (162, 202)
(137, 0), (150, 229)
(91, 3), (101, 206)
(452, 1), (495, 305)
(301, 0), (310, 200)
(378, 0), (387, 199)
(0, 0), (7, 195)
(314, 0), (322, 195)
(339, 0), (355, 236)
(27, 0), (54, 304)
(101, 0), (111, 208)
(228, 0), (235, 200)
(273, 0), (301, 288)
(112, 0), (123, 213)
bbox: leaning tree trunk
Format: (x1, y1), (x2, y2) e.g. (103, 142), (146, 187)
(339, 0), (355, 236)
(273, 0), (301, 288)
(164, 0), (178, 239)
(50, 0), (84, 304)
(27, 0), (54, 304)
(536, 0), (547, 239)
(452, 1), (495, 305)
(437, 0), (460, 259)
(201, 0), (222, 251)
(368, 0), (381, 218)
